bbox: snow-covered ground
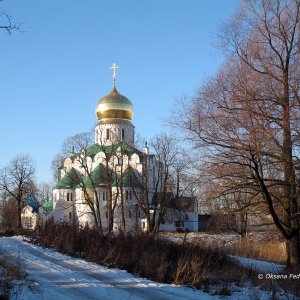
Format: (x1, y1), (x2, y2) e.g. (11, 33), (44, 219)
(231, 256), (285, 274)
(160, 231), (284, 247)
(0, 236), (294, 300)
(160, 232), (242, 246)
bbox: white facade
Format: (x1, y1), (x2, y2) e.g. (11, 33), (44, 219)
(21, 206), (38, 229)
(95, 122), (135, 147)
(21, 206), (48, 229)
(159, 202), (199, 232)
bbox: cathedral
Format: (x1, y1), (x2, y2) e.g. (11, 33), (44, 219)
(51, 64), (198, 232)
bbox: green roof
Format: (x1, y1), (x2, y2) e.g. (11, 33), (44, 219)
(86, 142), (143, 158)
(86, 143), (102, 156)
(42, 201), (53, 214)
(112, 168), (142, 187)
(54, 168), (80, 189)
(78, 163), (107, 188)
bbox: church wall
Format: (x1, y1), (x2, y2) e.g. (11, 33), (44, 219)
(94, 152), (107, 166)
(72, 186), (142, 230)
(95, 123), (134, 146)
(109, 186), (144, 231)
(52, 189), (74, 223)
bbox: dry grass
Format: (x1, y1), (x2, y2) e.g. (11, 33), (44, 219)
(232, 239), (287, 264)
(0, 250), (25, 299)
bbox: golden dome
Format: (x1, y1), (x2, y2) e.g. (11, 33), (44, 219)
(95, 86), (134, 123)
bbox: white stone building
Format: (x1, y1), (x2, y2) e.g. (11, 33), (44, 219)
(52, 66), (198, 232)
(21, 197), (53, 229)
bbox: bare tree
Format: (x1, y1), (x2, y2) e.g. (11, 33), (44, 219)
(151, 134), (182, 232)
(131, 133), (191, 233)
(51, 153), (65, 182)
(0, 12), (20, 34)
(175, 0), (300, 268)
(35, 181), (53, 204)
(0, 154), (35, 229)
(0, 1), (21, 34)
(1, 198), (18, 229)
(59, 132), (104, 230)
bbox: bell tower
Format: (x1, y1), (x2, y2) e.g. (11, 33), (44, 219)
(95, 64), (135, 146)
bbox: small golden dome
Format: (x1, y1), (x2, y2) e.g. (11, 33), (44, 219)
(95, 86), (134, 122)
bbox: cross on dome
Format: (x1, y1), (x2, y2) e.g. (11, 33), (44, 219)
(109, 63), (119, 88)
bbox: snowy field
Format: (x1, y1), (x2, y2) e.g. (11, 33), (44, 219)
(0, 236), (295, 300)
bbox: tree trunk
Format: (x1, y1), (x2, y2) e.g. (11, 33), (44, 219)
(239, 212), (248, 239)
(108, 192), (114, 232)
(146, 212), (151, 233)
(287, 232), (300, 270)
(282, 82), (299, 268)
(120, 188), (126, 232)
(17, 199), (22, 229)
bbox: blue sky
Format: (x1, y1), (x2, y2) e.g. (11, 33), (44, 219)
(0, 0), (240, 183)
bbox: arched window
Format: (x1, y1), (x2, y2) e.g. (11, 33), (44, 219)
(106, 128), (110, 140)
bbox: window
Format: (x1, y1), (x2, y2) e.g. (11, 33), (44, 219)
(106, 128), (110, 140)
(69, 212), (72, 220)
(103, 191), (106, 201)
(126, 190), (129, 200)
(67, 192), (73, 201)
(25, 217), (32, 227)
(121, 128), (125, 140)
(97, 130), (100, 142)
(129, 191), (132, 199)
